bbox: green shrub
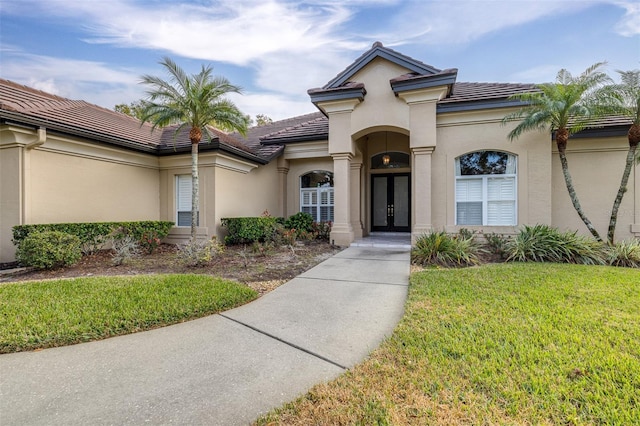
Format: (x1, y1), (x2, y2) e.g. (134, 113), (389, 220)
(16, 231), (82, 269)
(284, 212), (314, 235)
(504, 224), (605, 264)
(221, 217), (279, 245)
(606, 240), (640, 268)
(12, 221), (174, 255)
(411, 231), (479, 267)
(483, 232), (511, 258)
(311, 221), (332, 241)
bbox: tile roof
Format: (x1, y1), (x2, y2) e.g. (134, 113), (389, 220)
(267, 82), (631, 143)
(439, 82), (539, 103)
(259, 112), (327, 144)
(0, 78), (270, 163)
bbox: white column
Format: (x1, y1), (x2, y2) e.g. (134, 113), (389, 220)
(330, 153), (354, 246)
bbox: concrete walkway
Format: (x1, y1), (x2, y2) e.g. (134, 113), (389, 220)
(0, 245), (410, 425)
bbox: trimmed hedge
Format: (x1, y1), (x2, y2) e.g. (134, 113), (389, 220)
(221, 217), (280, 245)
(16, 230), (82, 269)
(12, 221), (174, 254)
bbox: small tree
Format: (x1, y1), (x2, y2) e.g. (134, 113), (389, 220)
(139, 57), (249, 241)
(114, 100), (149, 121)
(503, 63), (611, 242)
(597, 70), (640, 244)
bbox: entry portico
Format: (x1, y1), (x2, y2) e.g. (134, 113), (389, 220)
(308, 42), (456, 246)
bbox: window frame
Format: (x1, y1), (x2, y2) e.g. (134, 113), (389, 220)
(299, 171), (334, 223)
(454, 152), (517, 226)
(176, 174), (195, 227)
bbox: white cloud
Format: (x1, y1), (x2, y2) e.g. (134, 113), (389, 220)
(612, 0), (640, 36)
(0, 50), (146, 108)
(386, 1), (594, 46)
(229, 92), (317, 122)
(1, 0), (637, 117)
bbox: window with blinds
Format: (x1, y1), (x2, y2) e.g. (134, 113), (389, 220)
(176, 175), (198, 227)
(300, 171), (334, 222)
(455, 151), (516, 226)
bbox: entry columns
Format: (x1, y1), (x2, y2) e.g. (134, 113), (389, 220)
(398, 87), (448, 242)
(331, 153), (354, 246)
(412, 147), (435, 236)
(350, 160), (363, 239)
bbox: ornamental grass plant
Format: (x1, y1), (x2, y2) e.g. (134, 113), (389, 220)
(411, 231), (479, 267)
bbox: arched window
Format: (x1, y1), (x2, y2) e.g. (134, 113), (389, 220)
(455, 151), (517, 226)
(300, 171), (334, 222)
(371, 152), (410, 169)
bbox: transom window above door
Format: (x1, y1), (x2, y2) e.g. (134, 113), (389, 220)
(371, 152), (410, 169)
(300, 171), (334, 222)
(455, 151), (517, 226)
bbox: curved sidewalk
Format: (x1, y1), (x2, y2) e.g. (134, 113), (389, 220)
(0, 246), (410, 425)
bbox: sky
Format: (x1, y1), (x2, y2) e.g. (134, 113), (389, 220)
(1, 0), (638, 121)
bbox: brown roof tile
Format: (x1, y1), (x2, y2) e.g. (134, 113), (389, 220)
(0, 79), (268, 163)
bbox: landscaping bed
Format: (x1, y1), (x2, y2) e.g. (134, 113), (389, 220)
(0, 241), (341, 294)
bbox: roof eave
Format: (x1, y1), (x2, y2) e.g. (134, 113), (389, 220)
(0, 110), (158, 154)
(437, 98), (530, 113)
(391, 71), (458, 96)
(261, 133), (329, 145)
(325, 44), (441, 89)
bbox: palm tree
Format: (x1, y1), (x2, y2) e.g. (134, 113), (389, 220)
(503, 63), (611, 242)
(139, 57), (249, 241)
(597, 70), (640, 244)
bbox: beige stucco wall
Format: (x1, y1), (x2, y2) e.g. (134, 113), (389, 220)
(0, 127), (161, 262)
(433, 109), (552, 234)
(214, 160), (280, 237)
(0, 142), (23, 262)
(29, 148), (160, 224)
(349, 57), (411, 135)
(285, 157), (334, 218)
(551, 136), (636, 241)
(158, 152), (278, 242)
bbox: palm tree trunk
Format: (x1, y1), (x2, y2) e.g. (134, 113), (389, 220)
(557, 142), (603, 242)
(607, 144), (637, 244)
(191, 141), (199, 242)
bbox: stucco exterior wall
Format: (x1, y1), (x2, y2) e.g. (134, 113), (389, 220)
(0, 144), (22, 262)
(214, 159), (280, 238)
(349, 57), (411, 135)
(551, 136), (636, 241)
(433, 110), (552, 233)
(29, 148), (160, 224)
(284, 157), (334, 218)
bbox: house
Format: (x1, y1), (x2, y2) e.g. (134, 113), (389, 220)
(0, 42), (636, 263)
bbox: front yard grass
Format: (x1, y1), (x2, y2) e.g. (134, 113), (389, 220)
(0, 274), (257, 354)
(257, 263), (640, 425)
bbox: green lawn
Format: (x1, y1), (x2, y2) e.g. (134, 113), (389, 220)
(0, 274), (257, 353)
(258, 263), (640, 425)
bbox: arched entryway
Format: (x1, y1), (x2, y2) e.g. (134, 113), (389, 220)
(365, 130), (411, 233)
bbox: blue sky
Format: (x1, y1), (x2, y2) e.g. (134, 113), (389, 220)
(1, 0), (638, 121)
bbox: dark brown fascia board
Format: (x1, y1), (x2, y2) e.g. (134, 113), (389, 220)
(569, 124), (631, 139)
(391, 70), (458, 96)
(437, 98), (530, 113)
(156, 138), (268, 164)
(308, 86), (367, 106)
(324, 45), (441, 89)
(0, 110), (158, 153)
(1, 110), (268, 164)
(261, 133), (329, 145)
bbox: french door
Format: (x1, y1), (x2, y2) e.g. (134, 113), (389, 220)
(371, 173), (410, 232)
